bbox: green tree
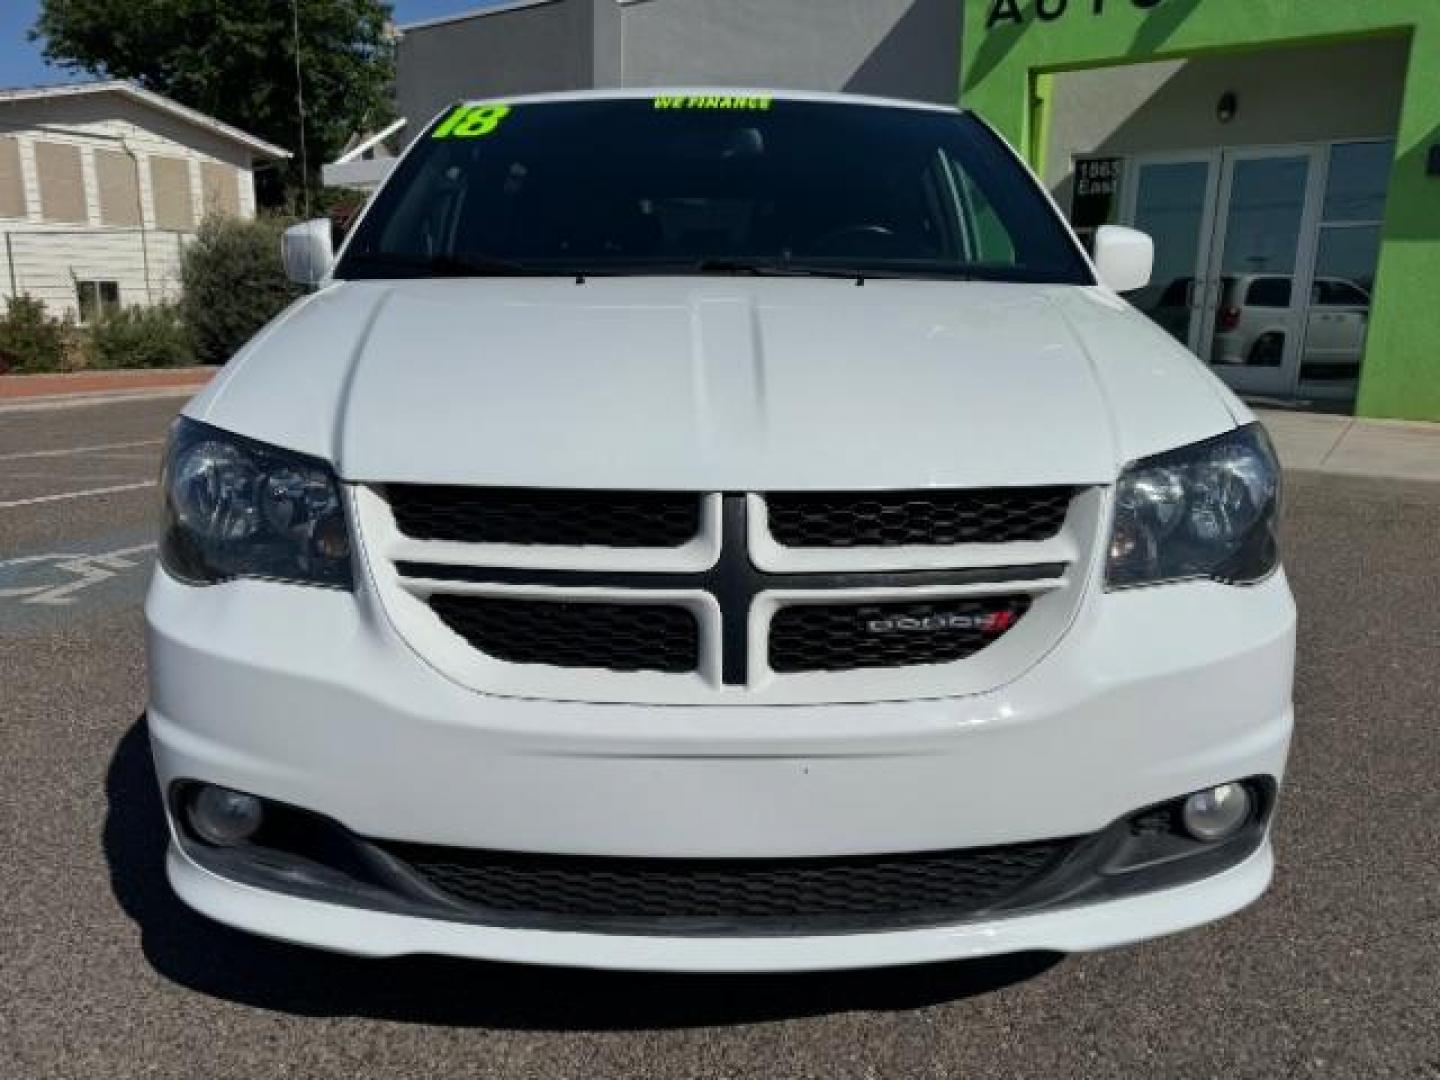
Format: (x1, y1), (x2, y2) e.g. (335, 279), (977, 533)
(0, 295), (69, 374)
(32, 0), (396, 208)
(181, 215), (303, 364)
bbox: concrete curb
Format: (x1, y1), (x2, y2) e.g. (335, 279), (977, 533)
(0, 367), (213, 402)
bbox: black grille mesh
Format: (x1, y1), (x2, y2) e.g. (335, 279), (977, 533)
(430, 596), (698, 673)
(377, 838), (1076, 930)
(1128, 804), (1179, 838)
(769, 597), (1031, 673)
(387, 486), (701, 547)
(766, 488), (1074, 548)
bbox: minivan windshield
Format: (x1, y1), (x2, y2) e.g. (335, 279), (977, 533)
(336, 96), (1093, 285)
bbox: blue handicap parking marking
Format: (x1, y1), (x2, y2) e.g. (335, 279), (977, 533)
(0, 530), (158, 634)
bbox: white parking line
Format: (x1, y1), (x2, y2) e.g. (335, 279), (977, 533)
(0, 438), (163, 461)
(0, 481), (156, 509)
(4, 471), (154, 483)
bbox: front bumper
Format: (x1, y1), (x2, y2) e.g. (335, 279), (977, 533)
(166, 838), (1274, 972)
(145, 565), (1294, 969)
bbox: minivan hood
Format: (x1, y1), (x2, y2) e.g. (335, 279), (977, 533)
(192, 278), (1243, 490)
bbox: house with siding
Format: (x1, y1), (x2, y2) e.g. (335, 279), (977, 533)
(0, 81), (288, 322)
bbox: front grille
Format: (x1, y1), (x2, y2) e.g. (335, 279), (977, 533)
(387, 486), (702, 547)
(769, 596), (1031, 673)
(766, 488), (1074, 547)
(380, 486), (1079, 696)
(375, 837), (1077, 932)
(429, 595), (699, 673)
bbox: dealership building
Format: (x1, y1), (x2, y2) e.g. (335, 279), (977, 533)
(361, 0), (1439, 420)
(964, 0), (1439, 421)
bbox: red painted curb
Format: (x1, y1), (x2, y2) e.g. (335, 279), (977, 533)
(0, 367), (214, 400)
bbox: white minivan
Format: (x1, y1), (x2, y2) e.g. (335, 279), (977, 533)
(146, 90), (1294, 972)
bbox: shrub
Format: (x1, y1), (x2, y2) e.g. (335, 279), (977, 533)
(85, 304), (192, 370)
(181, 214), (304, 364)
(0, 294), (68, 374)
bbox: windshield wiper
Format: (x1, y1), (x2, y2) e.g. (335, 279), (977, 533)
(688, 258), (978, 283)
(341, 251), (531, 278)
(692, 258), (871, 282)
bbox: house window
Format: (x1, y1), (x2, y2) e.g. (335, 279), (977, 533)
(34, 141), (87, 224)
(200, 161), (241, 217)
(76, 280), (120, 322)
(150, 156), (195, 231)
(95, 149), (142, 227)
(0, 136), (25, 219)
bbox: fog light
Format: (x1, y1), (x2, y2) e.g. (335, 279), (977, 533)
(188, 785), (264, 846)
(1181, 783), (1252, 842)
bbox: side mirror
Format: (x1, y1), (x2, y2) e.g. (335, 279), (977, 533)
(1092, 225), (1154, 293)
(281, 218), (335, 287)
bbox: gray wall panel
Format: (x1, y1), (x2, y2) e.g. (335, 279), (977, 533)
(396, 0), (595, 136)
(394, 0), (963, 138)
(616, 0), (959, 103)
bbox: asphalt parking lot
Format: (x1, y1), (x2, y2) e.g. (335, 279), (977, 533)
(2, 393), (1437, 1079)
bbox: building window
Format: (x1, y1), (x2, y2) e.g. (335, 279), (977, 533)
(95, 149), (142, 227)
(76, 280), (120, 323)
(1298, 140), (1394, 386)
(200, 161), (241, 217)
(34, 141), (87, 224)
(0, 136), (25, 219)
(150, 156), (195, 231)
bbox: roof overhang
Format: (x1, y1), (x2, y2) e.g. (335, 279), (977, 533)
(321, 157), (394, 190)
(0, 80), (291, 160)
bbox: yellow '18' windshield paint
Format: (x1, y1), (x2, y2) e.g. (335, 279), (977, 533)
(432, 104), (512, 139)
(432, 98), (773, 138)
(652, 95), (772, 111)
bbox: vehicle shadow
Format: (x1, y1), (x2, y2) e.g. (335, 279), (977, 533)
(105, 715), (1062, 1029)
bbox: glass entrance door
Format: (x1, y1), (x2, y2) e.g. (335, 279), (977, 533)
(1119, 145), (1329, 398)
(1196, 147), (1324, 397)
(1124, 153), (1219, 354)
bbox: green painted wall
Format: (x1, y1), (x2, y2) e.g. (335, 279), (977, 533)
(961, 0), (1440, 421)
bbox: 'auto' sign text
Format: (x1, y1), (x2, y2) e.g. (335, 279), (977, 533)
(987, 0), (1166, 30)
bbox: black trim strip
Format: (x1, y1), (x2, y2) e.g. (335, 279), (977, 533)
(394, 562), (1068, 591)
(169, 778), (1276, 939)
(397, 495), (1067, 685)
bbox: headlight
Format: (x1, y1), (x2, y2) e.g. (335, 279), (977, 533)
(1106, 423), (1281, 590)
(160, 418), (353, 588)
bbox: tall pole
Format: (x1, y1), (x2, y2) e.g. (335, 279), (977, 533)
(292, 0), (311, 217)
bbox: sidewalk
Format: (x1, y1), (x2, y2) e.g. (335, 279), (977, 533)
(1257, 408), (1440, 483)
(0, 366), (213, 406)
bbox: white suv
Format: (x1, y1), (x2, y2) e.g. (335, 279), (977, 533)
(146, 90), (1294, 972)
